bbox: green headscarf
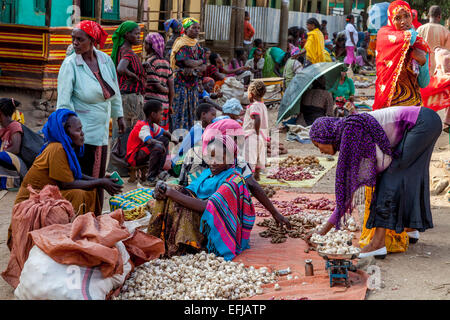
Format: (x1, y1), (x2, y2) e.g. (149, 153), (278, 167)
(182, 17), (199, 30)
(111, 20), (139, 66)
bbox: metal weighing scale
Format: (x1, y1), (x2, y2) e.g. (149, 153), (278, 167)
(315, 244), (360, 288)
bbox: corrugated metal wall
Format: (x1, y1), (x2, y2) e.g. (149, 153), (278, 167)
(204, 5), (347, 43)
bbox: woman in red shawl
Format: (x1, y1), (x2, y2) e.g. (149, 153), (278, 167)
(372, 1), (431, 110)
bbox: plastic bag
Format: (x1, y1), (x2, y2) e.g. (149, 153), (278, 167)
(359, 186), (409, 253)
(14, 242), (132, 300)
(19, 124), (44, 169)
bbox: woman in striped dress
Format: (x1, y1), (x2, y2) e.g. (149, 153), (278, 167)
(144, 33), (174, 131)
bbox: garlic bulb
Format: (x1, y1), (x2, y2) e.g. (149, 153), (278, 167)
(113, 251), (278, 300)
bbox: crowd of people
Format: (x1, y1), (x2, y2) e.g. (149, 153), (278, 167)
(1, 1), (449, 269)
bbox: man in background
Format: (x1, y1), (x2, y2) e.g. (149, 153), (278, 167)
(417, 5), (450, 75)
(244, 11), (256, 58)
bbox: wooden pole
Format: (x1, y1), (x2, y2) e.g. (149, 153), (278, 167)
(45, 0), (52, 27)
(137, 0), (145, 22)
(95, 0), (102, 24)
(235, 0), (245, 51)
(229, 1), (237, 56)
(279, 0), (289, 51)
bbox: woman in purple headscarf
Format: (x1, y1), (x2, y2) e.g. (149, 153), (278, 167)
(143, 33), (174, 131)
(306, 106), (441, 259)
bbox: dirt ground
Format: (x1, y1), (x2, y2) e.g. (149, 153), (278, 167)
(0, 102), (449, 300)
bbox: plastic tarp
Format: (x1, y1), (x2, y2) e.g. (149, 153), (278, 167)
(235, 191), (368, 300)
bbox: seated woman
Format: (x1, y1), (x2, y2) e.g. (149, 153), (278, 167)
(329, 67), (355, 102)
(0, 98), (27, 190)
(228, 49), (253, 85)
(283, 47), (304, 89)
(179, 118), (291, 228)
(148, 134), (256, 261)
(300, 77), (334, 126)
(14, 109), (123, 215)
(306, 106), (442, 258)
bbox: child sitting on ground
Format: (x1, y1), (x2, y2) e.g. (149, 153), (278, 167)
(126, 99), (176, 186)
(243, 80), (269, 181)
(222, 98), (244, 126)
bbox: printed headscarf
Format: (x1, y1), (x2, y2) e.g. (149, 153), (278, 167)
(145, 32), (165, 58)
(182, 17), (199, 30)
(164, 19), (184, 33)
(202, 119), (244, 156)
(75, 20), (108, 49)
(309, 114), (395, 228)
(111, 20), (139, 66)
(373, 0), (430, 110)
(40, 109), (84, 180)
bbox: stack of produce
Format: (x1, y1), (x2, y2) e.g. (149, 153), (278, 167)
(113, 252), (277, 300)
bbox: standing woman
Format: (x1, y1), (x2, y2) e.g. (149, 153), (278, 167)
(170, 18), (206, 130)
(144, 33), (174, 131)
(307, 106), (442, 258)
(299, 18), (325, 65)
(372, 0), (430, 110)
(164, 19), (184, 59)
(111, 21), (145, 129)
(57, 20), (124, 189)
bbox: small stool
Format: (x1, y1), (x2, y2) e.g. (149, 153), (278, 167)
(128, 165), (148, 183)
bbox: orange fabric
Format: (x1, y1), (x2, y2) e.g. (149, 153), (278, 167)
(29, 210), (165, 279)
(244, 21), (255, 41)
(359, 186), (409, 253)
(234, 191), (368, 300)
(14, 142), (98, 214)
(2, 185), (75, 289)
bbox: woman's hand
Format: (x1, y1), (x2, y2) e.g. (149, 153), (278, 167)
(273, 212), (292, 229)
(411, 48), (427, 66)
(101, 177), (123, 196)
(117, 117), (126, 134)
(304, 222), (334, 243)
(153, 181), (169, 200)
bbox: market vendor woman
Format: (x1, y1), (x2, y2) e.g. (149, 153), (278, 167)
(306, 106), (442, 259)
(148, 132), (256, 261)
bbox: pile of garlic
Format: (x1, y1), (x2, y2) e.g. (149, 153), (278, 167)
(344, 217), (358, 232)
(113, 252), (277, 300)
(311, 229), (360, 255)
(299, 211), (330, 227)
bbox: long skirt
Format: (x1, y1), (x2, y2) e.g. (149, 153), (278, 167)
(172, 80), (198, 131)
(366, 107), (442, 233)
(147, 186), (205, 257)
(79, 144), (108, 213)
